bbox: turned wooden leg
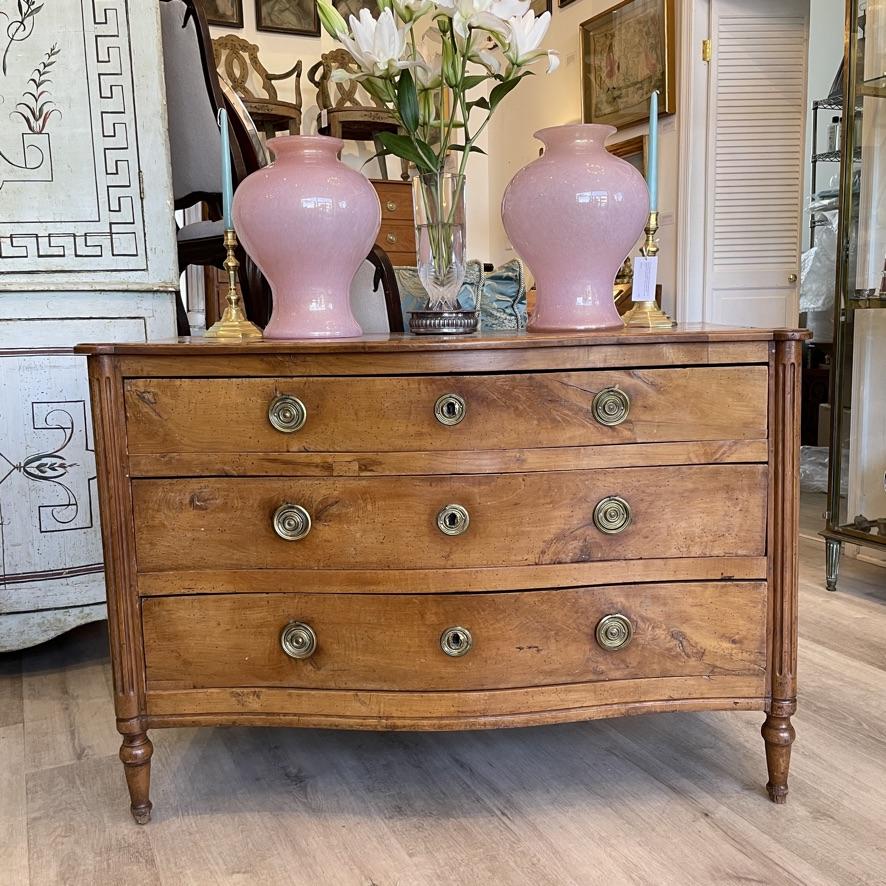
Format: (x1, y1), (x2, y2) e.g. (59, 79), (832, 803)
(119, 733), (153, 824)
(761, 710), (795, 804)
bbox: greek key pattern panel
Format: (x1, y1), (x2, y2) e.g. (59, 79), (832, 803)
(0, 0), (147, 272)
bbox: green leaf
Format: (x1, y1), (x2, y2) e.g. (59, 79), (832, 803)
(489, 77), (525, 112)
(397, 69), (420, 133)
(361, 77), (390, 105)
(449, 144), (487, 155)
(376, 132), (436, 175)
(467, 96), (490, 112)
(462, 75), (487, 91)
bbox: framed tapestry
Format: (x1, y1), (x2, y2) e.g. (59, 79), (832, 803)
(580, 0), (675, 128)
(202, 0), (244, 28)
(256, 0), (320, 36)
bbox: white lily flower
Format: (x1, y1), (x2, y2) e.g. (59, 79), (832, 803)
(505, 10), (559, 73)
(435, 0), (530, 40)
(337, 8), (415, 79)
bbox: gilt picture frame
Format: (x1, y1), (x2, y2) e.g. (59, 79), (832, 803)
(607, 133), (648, 177)
(256, 0), (321, 36)
(580, 0), (676, 128)
(202, 0), (244, 28)
(531, 0), (553, 16)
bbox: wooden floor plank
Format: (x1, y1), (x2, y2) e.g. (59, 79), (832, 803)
(0, 724), (28, 886)
(0, 651), (23, 728)
(20, 622), (119, 774)
(26, 752), (160, 886)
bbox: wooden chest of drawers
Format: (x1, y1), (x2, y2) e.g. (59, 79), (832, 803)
(80, 327), (806, 823)
(371, 179), (417, 265)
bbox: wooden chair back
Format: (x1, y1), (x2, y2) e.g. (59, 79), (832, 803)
(212, 34), (303, 110)
(308, 49), (386, 112)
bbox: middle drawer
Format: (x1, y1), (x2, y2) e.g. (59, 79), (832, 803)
(132, 465), (767, 572)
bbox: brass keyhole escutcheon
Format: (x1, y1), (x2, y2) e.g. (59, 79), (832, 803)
(440, 626), (473, 657)
(268, 394), (307, 433)
(595, 614), (633, 651)
(273, 504), (312, 541)
(437, 504), (470, 536)
(592, 388), (630, 426)
(593, 496), (632, 534)
(434, 393), (466, 426)
(281, 622), (317, 659)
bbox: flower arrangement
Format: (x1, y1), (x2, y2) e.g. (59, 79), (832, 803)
(316, 0), (558, 317)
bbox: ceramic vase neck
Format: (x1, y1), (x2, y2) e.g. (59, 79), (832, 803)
(535, 124), (616, 155)
(268, 135), (344, 163)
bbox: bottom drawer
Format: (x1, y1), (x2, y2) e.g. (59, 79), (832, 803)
(143, 583), (767, 692)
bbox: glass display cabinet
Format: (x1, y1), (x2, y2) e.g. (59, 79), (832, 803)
(823, 0), (886, 590)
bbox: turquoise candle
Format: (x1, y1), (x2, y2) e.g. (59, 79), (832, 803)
(648, 90), (659, 212)
(218, 108), (234, 229)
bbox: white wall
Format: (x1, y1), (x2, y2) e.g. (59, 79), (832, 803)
(485, 0), (680, 313)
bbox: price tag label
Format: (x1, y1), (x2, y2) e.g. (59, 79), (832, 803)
(320, 109), (329, 129)
(632, 256), (658, 302)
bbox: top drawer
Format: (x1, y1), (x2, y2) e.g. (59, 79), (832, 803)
(124, 367), (768, 455)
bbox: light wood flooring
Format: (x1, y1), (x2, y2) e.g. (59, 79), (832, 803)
(1, 532), (884, 885)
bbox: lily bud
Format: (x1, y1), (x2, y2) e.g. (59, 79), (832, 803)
(317, 0), (348, 38)
(442, 38), (460, 88)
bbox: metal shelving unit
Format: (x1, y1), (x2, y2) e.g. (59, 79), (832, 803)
(809, 98), (843, 246)
(822, 0), (886, 591)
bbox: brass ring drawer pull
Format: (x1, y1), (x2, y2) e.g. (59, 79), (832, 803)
(592, 388), (630, 426)
(281, 621), (317, 659)
(268, 394), (307, 433)
(593, 496), (632, 534)
(385, 200), (398, 212)
(437, 504), (470, 536)
(440, 626), (472, 657)
(434, 393), (466, 426)
(273, 503), (312, 541)
(595, 614), (633, 651)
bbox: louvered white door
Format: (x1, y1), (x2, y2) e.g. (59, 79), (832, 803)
(705, 0), (809, 327)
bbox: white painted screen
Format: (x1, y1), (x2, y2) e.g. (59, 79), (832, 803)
(705, 0), (810, 327)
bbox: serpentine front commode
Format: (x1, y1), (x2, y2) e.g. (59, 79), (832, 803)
(78, 325), (808, 822)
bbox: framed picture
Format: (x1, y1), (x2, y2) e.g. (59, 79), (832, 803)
(333, 0), (375, 17)
(607, 134), (648, 177)
(256, 0), (321, 36)
(580, 0), (676, 128)
(558, 0), (579, 7)
(202, 0), (244, 28)
(531, 0), (553, 15)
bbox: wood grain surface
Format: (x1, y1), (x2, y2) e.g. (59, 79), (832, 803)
(128, 439), (770, 478)
(142, 582), (767, 692)
(132, 465), (769, 572)
(124, 367), (769, 455)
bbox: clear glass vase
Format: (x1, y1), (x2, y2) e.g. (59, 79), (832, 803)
(412, 172), (467, 312)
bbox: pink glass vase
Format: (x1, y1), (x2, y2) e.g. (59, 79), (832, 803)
(233, 135), (381, 339)
(501, 124), (649, 331)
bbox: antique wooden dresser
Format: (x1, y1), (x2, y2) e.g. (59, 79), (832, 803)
(78, 326), (806, 823)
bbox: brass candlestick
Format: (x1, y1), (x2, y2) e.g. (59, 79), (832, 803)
(205, 229), (263, 340)
(623, 210), (677, 329)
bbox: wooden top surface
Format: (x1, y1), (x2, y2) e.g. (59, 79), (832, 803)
(75, 325), (809, 356)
